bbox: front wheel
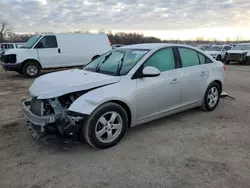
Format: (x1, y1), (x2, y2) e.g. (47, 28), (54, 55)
(200, 82), (221, 111)
(22, 62), (41, 78)
(216, 55), (222, 61)
(82, 102), (128, 149)
(224, 54), (230, 64)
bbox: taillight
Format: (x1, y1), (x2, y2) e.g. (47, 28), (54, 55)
(223, 65), (226, 71)
(109, 40), (112, 46)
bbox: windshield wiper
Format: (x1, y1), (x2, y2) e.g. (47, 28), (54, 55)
(116, 53), (126, 76)
(96, 52), (112, 72)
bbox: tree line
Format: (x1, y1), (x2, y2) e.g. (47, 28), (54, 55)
(1, 20), (250, 45)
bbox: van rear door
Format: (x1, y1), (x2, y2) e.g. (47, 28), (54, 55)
(35, 35), (62, 68)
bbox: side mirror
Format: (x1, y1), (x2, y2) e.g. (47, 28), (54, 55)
(142, 66), (160, 77)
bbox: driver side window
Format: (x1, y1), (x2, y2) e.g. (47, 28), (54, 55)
(36, 36), (58, 48)
(143, 48), (176, 72)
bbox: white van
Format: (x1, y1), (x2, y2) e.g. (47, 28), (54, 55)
(1, 34), (112, 77)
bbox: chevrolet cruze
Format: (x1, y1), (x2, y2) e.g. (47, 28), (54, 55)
(22, 43), (225, 149)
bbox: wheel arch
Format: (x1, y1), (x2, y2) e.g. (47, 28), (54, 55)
(69, 98), (132, 128)
(210, 80), (222, 94)
(21, 59), (42, 69)
(108, 100), (132, 128)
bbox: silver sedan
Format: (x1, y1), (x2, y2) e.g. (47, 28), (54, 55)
(22, 43), (225, 149)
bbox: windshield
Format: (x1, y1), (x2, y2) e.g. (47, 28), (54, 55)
(205, 46), (223, 51)
(22, 35), (42, 49)
(232, 45), (250, 50)
(84, 49), (149, 76)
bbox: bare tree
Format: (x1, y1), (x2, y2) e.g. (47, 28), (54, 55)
(0, 20), (11, 42)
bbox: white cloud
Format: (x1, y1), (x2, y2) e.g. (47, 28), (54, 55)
(0, 0), (250, 39)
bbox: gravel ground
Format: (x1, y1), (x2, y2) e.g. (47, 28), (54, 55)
(0, 65), (250, 188)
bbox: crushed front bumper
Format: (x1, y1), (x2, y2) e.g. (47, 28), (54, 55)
(21, 99), (84, 139)
(21, 100), (59, 127)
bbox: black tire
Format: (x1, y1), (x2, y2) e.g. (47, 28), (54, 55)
(22, 61), (41, 78)
(82, 102), (128, 149)
(246, 56), (250, 65)
(200, 82), (221, 111)
(216, 55), (222, 61)
(17, 70), (23, 75)
(224, 54), (230, 64)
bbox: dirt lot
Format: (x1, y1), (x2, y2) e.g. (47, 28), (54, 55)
(0, 65), (250, 188)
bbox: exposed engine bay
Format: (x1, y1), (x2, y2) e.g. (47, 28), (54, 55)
(22, 91), (87, 140)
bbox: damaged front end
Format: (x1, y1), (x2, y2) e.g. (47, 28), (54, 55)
(21, 93), (86, 140)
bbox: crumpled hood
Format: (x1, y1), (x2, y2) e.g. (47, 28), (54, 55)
(29, 69), (120, 99)
(227, 49), (250, 56)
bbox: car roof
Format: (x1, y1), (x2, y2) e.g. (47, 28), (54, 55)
(119, 43), (197, 50)
(211, 44), (225, 47)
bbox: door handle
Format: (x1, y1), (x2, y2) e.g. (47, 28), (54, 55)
(200, 71), (207, 76)
(58, 48), (61, 53)
(171, 78), (180, 84)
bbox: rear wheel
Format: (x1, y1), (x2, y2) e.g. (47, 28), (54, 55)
(22, 62), (41, 78)
(82, 102), (128, 149)
(200, 82), (221, 111)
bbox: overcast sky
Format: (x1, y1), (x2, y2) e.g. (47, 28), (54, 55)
(1, 0), (250, 40)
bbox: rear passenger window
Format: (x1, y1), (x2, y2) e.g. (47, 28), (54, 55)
(198, 53), (213, 64)
(179, 48), (199, 67)
(144, 48), (175, 72)
(38, 36), (58, 48)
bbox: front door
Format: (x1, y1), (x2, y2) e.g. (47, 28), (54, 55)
(35, 35), (62, 68)
(135, 48), (182, 121)
(177, 47), (208, 106)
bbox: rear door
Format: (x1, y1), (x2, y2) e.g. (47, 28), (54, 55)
(135, 47), (182, 121)
(177, 47), (208, 106)
(35, 35), (62, 68)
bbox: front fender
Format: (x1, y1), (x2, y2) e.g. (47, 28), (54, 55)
(6, 49), (38, 63)
(68, 81), (135, 115)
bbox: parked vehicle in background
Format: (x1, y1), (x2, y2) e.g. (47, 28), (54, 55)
(21, 43), (225, 149)
(204, 44), (232, 61)
(224, 43), (250, 64)
(0, 42), (26, 57)
(16, 43), (25, 48)
(1, 34), (112, 77)
(1, 43), (15, 56)
(112, 44), (123, 49)
(197, 44), (211, 51)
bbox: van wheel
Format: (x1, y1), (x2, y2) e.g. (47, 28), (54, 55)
(22, 62), (41, 78)
(82, 102), (128, 149)
(200, 82), (221, 111)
